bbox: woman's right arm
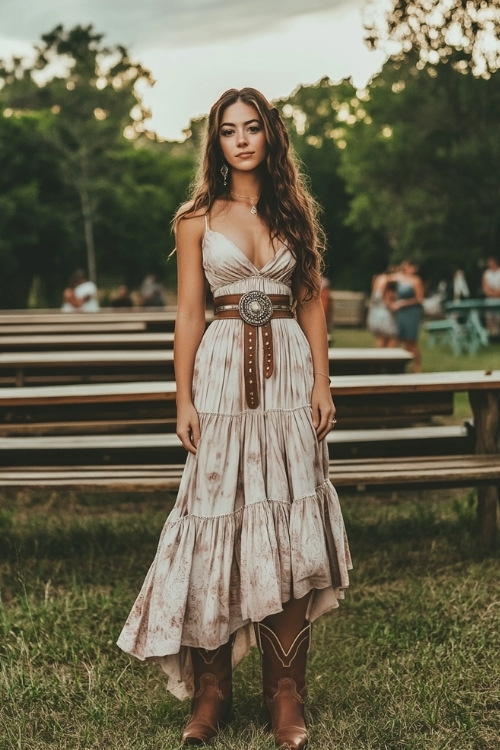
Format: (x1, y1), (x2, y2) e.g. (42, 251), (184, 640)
(174, 214), (207, 454)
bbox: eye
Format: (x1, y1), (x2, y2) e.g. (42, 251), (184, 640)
(220, 128), (234, 137)
(248, 125), (261, 133)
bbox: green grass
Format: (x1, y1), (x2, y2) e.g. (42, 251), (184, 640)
(332, 325), (500, 375)
(1, 329), (499, 749)
(0, 489), (499, 749)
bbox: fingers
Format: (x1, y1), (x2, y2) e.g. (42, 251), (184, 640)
(314, 402), (336, 442)
(177, 421), (200, 455)
(316, 414), (332, 442)
(191, 421), (201, 450)
(312, 403), (320, 431)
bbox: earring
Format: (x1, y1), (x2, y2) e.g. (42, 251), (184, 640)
(220, 162), (228, 186)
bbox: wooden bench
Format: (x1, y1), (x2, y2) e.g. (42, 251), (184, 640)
(0, 424), (474, 465)
(0, 309), (183, 333)
(0, 371), (499, 548)
(0, 347), (413, 387)
(0, 332), (176, 352)
(2, 455), (498, 493)
(0, 321), (148, 335)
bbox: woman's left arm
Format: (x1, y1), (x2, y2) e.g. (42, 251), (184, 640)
(296, 287), (336, 441)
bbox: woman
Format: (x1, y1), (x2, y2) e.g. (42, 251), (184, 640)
(482, 256), (500, 336)
(117, 88), (351, 749)
(391, 260), (424, 372)
(366, 269), (398, 347)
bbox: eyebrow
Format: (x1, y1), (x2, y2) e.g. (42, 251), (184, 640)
(220, 118), (261, 128)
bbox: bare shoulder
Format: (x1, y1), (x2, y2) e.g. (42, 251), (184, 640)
(176, 203), (207, 248)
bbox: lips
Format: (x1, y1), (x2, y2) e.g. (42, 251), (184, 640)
(237, 152), (254, 158)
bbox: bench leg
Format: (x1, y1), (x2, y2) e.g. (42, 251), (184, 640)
(469, 391), (500, 550)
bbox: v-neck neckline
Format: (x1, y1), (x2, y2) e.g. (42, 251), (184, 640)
(206, 228), (286, 273)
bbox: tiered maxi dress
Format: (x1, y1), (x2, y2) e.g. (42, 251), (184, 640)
(117, 221), (352, 700)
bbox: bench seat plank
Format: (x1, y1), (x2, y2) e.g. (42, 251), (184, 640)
(1, 456), (499, 491)
(0, 333), (176, 351)
(0, 425), (468, 451)
(1, 371), (498, 408)
(0, 322), (148, 335)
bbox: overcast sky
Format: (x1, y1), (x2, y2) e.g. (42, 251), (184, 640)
(0, 0), (388, 140)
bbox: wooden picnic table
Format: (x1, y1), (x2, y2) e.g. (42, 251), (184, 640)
(0, 308), (182, 332)
(0, 321), (148, 335)
(0, 370), (498, 546)
(5, 370), (497, 405)
(0, 347), (413, 386)
(425, 298), (500, 355)
(0, 332), (176, 351)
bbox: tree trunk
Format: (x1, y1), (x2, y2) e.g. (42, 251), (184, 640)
(80, 185), (97, 284)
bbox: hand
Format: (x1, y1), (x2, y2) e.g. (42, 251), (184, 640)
(311, 382), (336, 442)
(176, 401), (200, 454)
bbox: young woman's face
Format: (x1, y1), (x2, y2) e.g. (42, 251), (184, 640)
(218, 100), (267, 174)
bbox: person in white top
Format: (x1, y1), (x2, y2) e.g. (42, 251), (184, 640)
(61, 270), (100, 312)
(481, 256), (500, 335)
(452, 269), (470, 301)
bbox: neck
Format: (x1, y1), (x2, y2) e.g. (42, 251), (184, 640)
(230, 175), (261, 198)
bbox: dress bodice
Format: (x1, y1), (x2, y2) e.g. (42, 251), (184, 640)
(202, 228), (295, 298)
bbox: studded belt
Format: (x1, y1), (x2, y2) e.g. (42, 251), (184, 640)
(214, 291), (294, 409)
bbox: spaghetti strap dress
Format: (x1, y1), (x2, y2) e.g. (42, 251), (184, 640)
(117, 218), (352, 700)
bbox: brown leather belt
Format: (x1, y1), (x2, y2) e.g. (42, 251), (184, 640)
(214, 292), (293, 409)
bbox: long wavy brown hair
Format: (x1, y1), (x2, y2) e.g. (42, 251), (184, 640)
(174, 87), (326, 299)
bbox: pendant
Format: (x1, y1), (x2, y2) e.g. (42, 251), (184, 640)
(250, 204), (257, 215)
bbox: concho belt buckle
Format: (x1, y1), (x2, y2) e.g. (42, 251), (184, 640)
(238, 290), (273, 326)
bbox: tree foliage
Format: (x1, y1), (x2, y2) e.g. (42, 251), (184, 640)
(275, 79), (390, 290)
(0, 25), (155, 286)
(1, 17), (500, 307)
(0, 25), (195, 307)
(338, 50), (500, 288)
(365, 0), (500, 76)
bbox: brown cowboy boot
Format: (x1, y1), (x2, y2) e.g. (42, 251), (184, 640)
(255, 621), (311, 750)
(181, 639), (233, 746)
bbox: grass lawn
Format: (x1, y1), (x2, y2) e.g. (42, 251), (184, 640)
(1, 489), (499, 749)
(1, 327), (499, 749)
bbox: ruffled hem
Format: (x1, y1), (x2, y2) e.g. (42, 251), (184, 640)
(117, 480), (351, 699)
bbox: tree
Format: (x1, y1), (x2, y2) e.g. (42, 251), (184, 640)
(275, 79), (391, 290)
(338, 50), (500, 288)
(0, 25), (153, 284)
(0, 112), (80, 307)
(365, 0), (500, 76)
(96, 144), (195, 291)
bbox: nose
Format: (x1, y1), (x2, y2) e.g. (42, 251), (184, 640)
(236, 128), (248, 147)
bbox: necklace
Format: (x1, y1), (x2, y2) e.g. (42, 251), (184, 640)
(231, 192), (260, 215)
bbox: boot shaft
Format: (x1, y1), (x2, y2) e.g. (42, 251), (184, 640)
(255, 621), (311, 701)
(190, 640), (233, 700)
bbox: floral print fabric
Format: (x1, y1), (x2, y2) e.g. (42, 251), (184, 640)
(117, 226), (352, 699)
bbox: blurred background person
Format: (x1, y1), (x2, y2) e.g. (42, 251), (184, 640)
(72, 269), (100, 311)
(452, 268), (470, 301)
(110, 284), (134, 308)
(139, 273), (167, 307)
(61, 270), (100, 312)
(481, 256), (500, 336)
(390, 260), (424, 371)
(61, 274), (79, 311)
(366, 269), (398, 347)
